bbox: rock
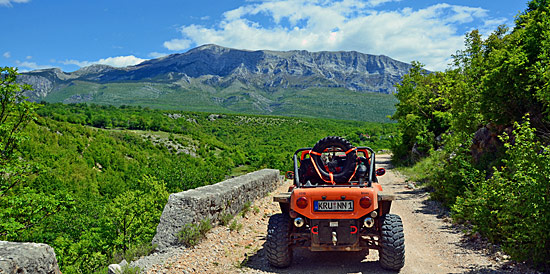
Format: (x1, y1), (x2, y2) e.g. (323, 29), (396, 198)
(107, 263), (122, 274)
(152, 169), (281, 251)
(471, 124), (513, 165)
(0, 241), (61, 274)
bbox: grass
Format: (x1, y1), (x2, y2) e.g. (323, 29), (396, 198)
(394, 151), (446, 186)
(229, 220), (243, 232)
(240, 201), (252, 218)
(110, 244), (156, 267)
(121, 265), (142, 274)
(230, 165), (253, 176)
(220, 212), (233, 226)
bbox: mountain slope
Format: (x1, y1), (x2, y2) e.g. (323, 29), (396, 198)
(19, 44), (409, 122)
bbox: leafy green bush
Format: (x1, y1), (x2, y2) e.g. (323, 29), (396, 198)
(387, 0), (550, 270)
(452, 118), (550, 269)
(177, 219), (212, 247)
(429, 140), (484, 206)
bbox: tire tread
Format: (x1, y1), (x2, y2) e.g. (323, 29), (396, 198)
(379, 213), (405, 271)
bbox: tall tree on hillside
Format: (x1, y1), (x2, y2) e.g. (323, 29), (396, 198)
(0, 67), (71, 238)
(481, 0), (550, 138)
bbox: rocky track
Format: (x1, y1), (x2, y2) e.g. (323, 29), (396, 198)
(147, 154), (537, 274)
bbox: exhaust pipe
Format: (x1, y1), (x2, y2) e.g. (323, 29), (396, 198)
(364, 217), (374, 228)
(294, 217), (304, 227)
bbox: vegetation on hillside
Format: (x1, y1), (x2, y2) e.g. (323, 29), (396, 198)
(2, 81), (396, 273)
(40, 83), (398, 123)
(391, 0), (550, 269)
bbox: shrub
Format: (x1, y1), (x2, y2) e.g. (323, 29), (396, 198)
(177, 219), (212, 247)
(452, 118), (550, 270)
(220, 212), (233, 226)
(428, 136), (484, 206)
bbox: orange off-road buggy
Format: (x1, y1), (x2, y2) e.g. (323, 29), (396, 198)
(266, 136), (405, 271)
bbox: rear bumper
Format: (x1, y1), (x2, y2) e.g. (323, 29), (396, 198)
(310, 219), (362, 250)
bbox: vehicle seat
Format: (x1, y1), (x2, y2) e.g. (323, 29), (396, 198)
(299, 157), (323, 184)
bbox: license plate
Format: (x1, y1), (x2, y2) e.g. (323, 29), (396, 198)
(314, 200), (354, 211)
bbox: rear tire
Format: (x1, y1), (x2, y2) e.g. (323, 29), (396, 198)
(379, 213), (405, 270)
(266, 213), (293, 268)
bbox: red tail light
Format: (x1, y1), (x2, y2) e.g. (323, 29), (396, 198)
(296, 197), (308, 209)
(311, 225), (319, 234)
(359, 196), (372, 208)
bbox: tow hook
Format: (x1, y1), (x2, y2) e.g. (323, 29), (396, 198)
(332, 231), (337, 246)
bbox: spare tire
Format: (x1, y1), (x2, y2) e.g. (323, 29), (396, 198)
(310, 136), (357, 183)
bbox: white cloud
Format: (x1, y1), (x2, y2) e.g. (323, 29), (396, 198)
(148, 52), (169, 58)
(164, 38), (192, 51)
(3, 51), (10, 58)
(0, 0), (30, 7)
(26, 55), (32, 60)
(367, 0), (401, 7)
(61, 59), (92, 67)
(15, 60), (51, 71)
(61, 55), (146, 68)
(96, 55), (146, 67)
(163, 0), (504, 71)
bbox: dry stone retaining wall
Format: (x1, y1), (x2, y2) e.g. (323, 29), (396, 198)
(152, 168), (281, 251)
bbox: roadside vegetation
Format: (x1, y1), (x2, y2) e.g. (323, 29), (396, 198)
(391, 1), (550, 270)
(0, 72), (396, 273)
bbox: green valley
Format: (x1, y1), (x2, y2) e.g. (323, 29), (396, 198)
(40, 83), (398, 123)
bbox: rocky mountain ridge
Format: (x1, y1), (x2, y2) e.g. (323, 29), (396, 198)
(17, 45), (406, 122)
(20, 44), (411, 100)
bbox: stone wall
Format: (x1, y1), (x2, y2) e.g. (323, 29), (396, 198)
(0, 241), (61, 274)
(152, 168), (281, 251)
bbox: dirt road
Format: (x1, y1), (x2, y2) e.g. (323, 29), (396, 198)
(148, 154), (532, 274)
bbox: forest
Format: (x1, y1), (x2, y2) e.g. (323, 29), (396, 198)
(0, 75), (396, 273)
(391, 0), (549, 270)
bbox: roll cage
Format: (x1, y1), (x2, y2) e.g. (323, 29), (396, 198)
(292, 146), (379, 188)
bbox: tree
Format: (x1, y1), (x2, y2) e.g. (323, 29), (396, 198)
(391, 62), (451, 164)
(0, 67), (71, 238)
(104, 175), (168, 253)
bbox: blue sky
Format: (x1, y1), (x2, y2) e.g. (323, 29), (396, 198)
(1, 0), (528, 72)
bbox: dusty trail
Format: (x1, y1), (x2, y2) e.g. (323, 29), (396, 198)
(148, 154), (530, 274)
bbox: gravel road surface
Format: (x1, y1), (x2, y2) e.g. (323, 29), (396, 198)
(146, 154), (537, 274)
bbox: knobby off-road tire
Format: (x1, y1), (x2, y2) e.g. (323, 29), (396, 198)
(266, 213), (292, 268)
(379, 213), (405, 271)
(311, 136), (357, 183)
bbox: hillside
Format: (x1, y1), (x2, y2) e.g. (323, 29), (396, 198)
(8, 103), (397, 273)
(18, 45), (408, 122)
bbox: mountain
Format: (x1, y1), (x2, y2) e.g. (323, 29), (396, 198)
(19, 44), (410, 122)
